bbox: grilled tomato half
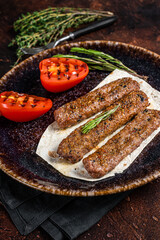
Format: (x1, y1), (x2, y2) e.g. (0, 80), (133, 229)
(0, 91), (52, 122)
(39, 58), (89, 92)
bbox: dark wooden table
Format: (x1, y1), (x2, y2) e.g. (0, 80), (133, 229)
(0, 0), (160, 239)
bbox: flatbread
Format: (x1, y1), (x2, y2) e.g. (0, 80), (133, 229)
(36, 69), (160, 181)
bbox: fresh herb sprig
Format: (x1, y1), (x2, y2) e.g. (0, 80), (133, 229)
(71, 47), (136, 73)
(9, 7), (113, 64)
(81, 105), (120, 134)
(53, 47), (136, 74)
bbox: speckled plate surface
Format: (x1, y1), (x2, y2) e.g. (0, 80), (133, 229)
(0, 41), (160, 196)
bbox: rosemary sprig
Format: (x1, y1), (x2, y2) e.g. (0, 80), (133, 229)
(9, 7), (113, 64)
(81, 105), (120, 134)
(71, 47), (135, 73)
(53, 47), (136, 74)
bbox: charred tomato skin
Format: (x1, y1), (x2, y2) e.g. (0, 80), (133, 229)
(0, 91), (52, 122)
(39, 58), (89, 92)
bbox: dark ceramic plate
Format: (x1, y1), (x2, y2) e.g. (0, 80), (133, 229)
(0, 41), (160, 196)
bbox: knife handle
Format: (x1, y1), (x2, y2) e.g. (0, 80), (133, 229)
(70, 16), (117, 39)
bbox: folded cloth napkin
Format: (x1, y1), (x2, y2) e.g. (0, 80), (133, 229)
(0, 170), (130, 240)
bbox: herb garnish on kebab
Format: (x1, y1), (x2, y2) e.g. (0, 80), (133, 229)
(81, 105), (120, 134)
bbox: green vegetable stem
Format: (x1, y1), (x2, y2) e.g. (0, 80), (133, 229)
(54, 47), (136, 74)
(81, 105), (120, 134)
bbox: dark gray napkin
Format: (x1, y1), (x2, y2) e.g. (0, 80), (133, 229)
(0, 170), (130, 240)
